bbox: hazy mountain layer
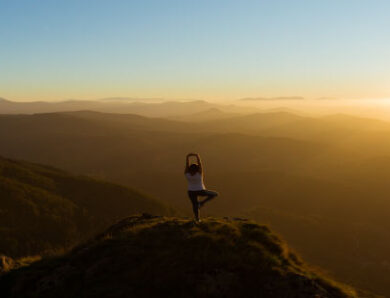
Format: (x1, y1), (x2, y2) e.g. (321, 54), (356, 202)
(0, 98), (254, 116)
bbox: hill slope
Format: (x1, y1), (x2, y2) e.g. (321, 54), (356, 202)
(0, 214), (355, 298)
(0, 157), (174, 257)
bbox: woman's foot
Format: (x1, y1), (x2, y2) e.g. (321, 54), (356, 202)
(194, 218), (202, 224)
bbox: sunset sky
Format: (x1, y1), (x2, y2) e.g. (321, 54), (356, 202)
(1, 0), (390, 101)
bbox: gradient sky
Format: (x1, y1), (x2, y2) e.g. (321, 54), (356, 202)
(1, 0), (390, 101)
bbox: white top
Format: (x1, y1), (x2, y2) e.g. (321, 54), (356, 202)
(185, 172), (205, 191)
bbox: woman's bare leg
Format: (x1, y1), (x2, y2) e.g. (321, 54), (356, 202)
(188, 191), (200, 220)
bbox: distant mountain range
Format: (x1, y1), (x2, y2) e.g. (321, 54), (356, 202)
(0, 98), (255, 116)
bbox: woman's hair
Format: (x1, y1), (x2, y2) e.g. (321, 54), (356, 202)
(189, 163), (200, 173)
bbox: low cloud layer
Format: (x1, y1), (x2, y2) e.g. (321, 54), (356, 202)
(239, 96), (305, 101)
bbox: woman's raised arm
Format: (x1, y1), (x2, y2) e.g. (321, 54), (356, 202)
(185, 154), (191, 173)
(185, 153), (196, 173)
(195, 153), (203, 174)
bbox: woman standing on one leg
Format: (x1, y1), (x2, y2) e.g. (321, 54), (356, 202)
(184, 153), (218, 223)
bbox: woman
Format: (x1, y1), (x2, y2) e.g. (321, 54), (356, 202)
(184, 153), (218, 222)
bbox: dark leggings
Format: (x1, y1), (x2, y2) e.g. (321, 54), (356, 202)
(187, 189), (218, 220)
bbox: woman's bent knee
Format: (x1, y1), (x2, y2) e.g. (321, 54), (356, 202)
(199, 189), (218, 198)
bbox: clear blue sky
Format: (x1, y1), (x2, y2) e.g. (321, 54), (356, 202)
(1, 0), (389, 101)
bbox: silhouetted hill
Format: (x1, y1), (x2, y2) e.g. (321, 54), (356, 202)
(0, 157), (174, 257)
(198, 112), (390, 143)
(0, 111), (320, 174)
(169, 107), (240, 121)
(0, 214), (355, 298)
(0, 110), (194, 135)
(199, 111), (306, 133)
(0, 111), (320, 210)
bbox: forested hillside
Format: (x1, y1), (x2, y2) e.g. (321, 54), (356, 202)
(0, 156), (174, 257)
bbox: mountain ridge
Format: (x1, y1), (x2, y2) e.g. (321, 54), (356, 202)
(0, 214), (356, 298)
